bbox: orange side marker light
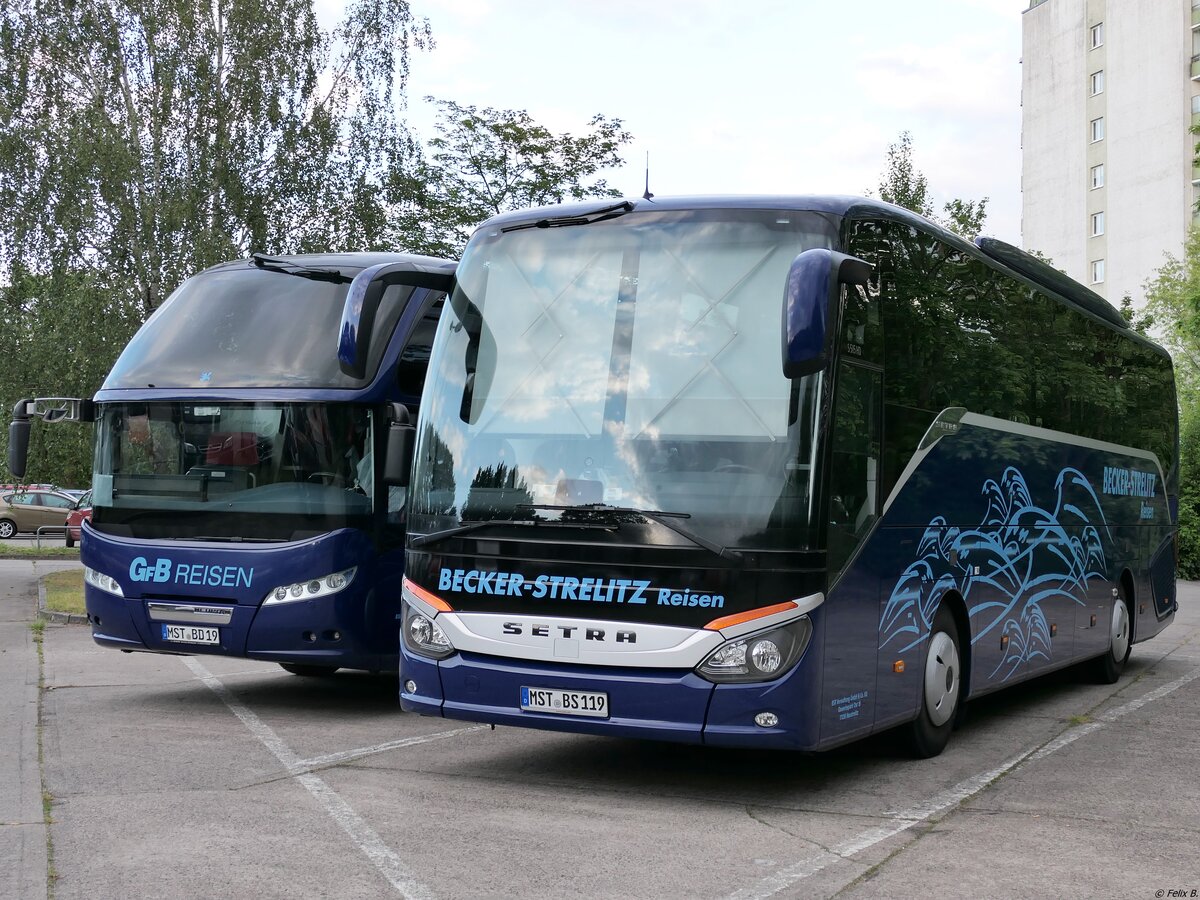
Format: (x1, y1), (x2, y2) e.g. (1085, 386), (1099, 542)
(704, 601), (798, 631)
(403, 576), (453, 612)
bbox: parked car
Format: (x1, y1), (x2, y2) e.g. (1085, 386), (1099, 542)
(0, 489), (78, 539)
(65, 490), (92, 548)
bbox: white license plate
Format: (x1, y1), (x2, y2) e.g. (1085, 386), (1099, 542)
(161, 624), (220, 645)
(520, 686), (608, 718)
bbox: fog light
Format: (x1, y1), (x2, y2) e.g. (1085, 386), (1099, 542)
(754, 712), (779, 728)
(404, 680), (417, 693)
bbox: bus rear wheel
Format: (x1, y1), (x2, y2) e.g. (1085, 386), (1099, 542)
(1089, 591), (1131, 684)
(903, 604), (963, 759)
(279, 663), (340, 677)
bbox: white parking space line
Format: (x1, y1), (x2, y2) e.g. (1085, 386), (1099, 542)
(728, 664), (1200, 900)
(183, 657), (435, 899)
(298, 726), (487, 771)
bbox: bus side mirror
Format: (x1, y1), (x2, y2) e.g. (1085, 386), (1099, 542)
(339, 260), (456, 380)
(383, 404), (416, 487)
(781, 249), (872, 378)
(8, 400), (31, 480)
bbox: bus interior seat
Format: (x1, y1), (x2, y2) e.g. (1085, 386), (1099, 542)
(205, 432), (260, 466)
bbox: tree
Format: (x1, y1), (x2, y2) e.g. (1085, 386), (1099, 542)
(0, 272), (141, 485)
(874, 132), (989, 237)
(0, 0), (432, 317)
(0, 0), (432, 485)
(1144, 229), (1200, 392)
(1144, 229), (1200, 576)
(405, 99), (634, 257)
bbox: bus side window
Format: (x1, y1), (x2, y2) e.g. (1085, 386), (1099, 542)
(396, 294), (446, 407)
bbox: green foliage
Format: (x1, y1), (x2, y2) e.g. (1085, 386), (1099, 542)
(0, 271), (141, 485)
(874, 132), (989, 237)
(408, 99), (634, 257)
(1144, 228), (1200, 395)
(1143, 229), (1200, 576)
(1119, 294), (1154, 336)
(0, 0), (431, 485)
(1178, 404), (1200, 579)
(0, 0), (431, 311)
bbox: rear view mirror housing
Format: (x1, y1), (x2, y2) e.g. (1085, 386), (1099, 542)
(338, 260), (456, 380)
(8, 398), (95, 480)
(383, 403), (416, 487)
(781, 249), (871, 378)
(8, 401), (30, 480)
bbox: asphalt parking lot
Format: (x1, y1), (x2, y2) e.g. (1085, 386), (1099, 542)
(4, 558), (1199, 899)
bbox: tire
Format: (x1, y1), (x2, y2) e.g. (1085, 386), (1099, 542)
(279, 663), (340, 677)
(903, 604), (964, 759)
(1089, 590), (1131, 684)
(0, 519), (16, 540)
(65, 532), (75, 548)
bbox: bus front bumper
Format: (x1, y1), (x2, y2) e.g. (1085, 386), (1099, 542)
(400, 646), (821, 750)
(84, 584), (389, 671)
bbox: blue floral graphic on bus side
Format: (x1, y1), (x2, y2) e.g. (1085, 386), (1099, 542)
(879, 466), (1109, 681)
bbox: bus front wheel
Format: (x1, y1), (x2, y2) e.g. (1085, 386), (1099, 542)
(904, 604), (963, 759)
(279, 663), (340, 677)
(1089, 591), (1131, 684)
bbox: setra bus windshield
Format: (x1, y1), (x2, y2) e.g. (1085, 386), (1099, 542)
(410, 207), (839, 551)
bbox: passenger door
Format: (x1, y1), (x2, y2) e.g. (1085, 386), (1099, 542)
(827, 276), (884, 578)
(819, 285), (884, 742)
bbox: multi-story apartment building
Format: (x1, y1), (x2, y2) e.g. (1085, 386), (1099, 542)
(1021, 0), (1200, 305)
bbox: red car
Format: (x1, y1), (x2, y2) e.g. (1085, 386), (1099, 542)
(65, 490), (91, 548)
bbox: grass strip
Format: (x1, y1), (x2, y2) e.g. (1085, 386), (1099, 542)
(41, 570), (84, 616)
(29, 621), (57, 895)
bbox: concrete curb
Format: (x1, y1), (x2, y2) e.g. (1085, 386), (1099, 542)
(37, 576), (87, 625)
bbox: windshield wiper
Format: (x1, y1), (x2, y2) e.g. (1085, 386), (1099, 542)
(250, 253), (353, 283)
(500, 201), (634, 233)
(518, 503), (743, 562)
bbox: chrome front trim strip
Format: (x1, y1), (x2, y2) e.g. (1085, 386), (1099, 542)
(146, 602), (234, 625)
(404, 581), (825, 668)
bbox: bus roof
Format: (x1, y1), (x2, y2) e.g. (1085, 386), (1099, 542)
(200, 251), (456, 278)
(477, 194), (1162, 353)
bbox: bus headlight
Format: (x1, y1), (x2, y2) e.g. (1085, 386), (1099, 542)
(402, 604), (455, 660)
(84, 566), (124, 597)
(696, 616), (812, 683)
(263, 567), (356, 605)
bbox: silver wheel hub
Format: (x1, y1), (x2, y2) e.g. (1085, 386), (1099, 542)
(924, 631), (960, 727)
(1109, 600), (1130, 662)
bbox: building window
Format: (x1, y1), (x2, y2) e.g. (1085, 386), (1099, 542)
(1090, 71), (1104, 95)
(1091, 164), (1105, 188)
(1091, 212), (1105, 236)
(1091, 117), (1105, 142)
(1090, 23), (1104, 48)
(1091, 259), (1105, 284)
(1192, 95), (1200, 115)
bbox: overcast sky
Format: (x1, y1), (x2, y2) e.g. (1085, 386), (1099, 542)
(339, 0), (1029, 243)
